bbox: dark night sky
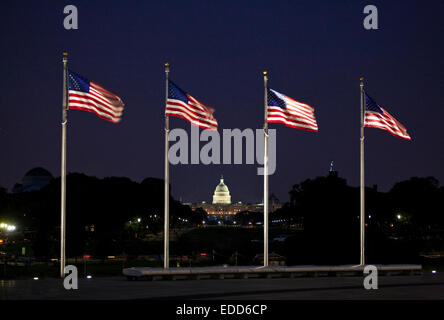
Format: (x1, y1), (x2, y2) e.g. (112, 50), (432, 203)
(1, 0), (443, 204)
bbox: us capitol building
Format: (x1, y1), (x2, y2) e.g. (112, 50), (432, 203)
(186, 176), (281, 218)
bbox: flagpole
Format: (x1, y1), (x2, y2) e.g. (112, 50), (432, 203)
(360, 76), (365, 266)
(164, 62), (170, 269)
(263, 71), (269, 267)
(60, 52), (68, 278)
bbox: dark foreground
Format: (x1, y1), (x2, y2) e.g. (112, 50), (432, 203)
(1, 274), (443, 300)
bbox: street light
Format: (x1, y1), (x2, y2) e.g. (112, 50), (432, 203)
(0, 223), (16, 231)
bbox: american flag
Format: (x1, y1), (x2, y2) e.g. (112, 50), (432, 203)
(68, 71), (125, 123)
(267, 88), (318, 132)
(165, 80), (218, 130)
(364, 93), (411, 140)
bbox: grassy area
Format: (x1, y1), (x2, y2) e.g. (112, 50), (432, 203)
(420, 257), (444, 273)
(1, 226), (442, 279)
(0, 226), (300, 279)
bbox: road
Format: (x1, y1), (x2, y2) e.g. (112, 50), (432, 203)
(1, 274), (444, 300)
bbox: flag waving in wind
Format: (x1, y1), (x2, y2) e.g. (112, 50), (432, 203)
(364, 93), (411, 140)
(165, 80), (218, 130)
(68, 71), (125, 123)
(267, 88), (318, 132)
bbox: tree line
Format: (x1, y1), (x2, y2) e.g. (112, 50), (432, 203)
(0, 172), (442, 264)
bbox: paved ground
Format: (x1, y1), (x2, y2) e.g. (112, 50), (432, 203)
(1, 273), (444, 300)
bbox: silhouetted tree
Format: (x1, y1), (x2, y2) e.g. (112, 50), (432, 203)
(1, 173), (442, 263)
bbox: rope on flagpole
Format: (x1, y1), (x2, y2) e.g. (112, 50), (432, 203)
(60, 51), (68, 278)
(164, 62), (170, 269)
(360, 76), (365, 266)
(263, 70), (269, 267)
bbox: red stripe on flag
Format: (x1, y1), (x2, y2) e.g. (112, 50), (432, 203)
(68, 79), (124, 123)
(166, 107), (217, 130)
(166, 97), (218, 130)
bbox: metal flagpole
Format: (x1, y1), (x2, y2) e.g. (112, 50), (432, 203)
(263, 71), (269, 267)
(164, 62), (170, 269)
(360, 76), (365, 266)
(60, 52), (68, 278)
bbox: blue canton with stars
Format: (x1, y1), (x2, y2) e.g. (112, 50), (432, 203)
(267, 88), (287, 108)
(168, 80), (188, 104)
(365, 93), (383, 114)
(68, 71), (90, 93)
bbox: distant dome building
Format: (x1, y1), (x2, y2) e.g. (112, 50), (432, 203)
(186, 175), (282, 219)
(212, 176), (231, 204)
(13, 167), (53, 193)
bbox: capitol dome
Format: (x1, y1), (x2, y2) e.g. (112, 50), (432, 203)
(212, 176), (231, 204)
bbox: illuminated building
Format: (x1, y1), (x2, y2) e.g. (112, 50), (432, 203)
(187, 176), (282, 218)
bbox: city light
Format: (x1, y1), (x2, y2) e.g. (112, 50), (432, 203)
(0, 223), (16, 231)
(397, 214), (402, 220)
(86, 275), (92, 279)
(137, 218), (141, 223)
(432, 270), (437, 274)
(33, 277), (39, 280)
